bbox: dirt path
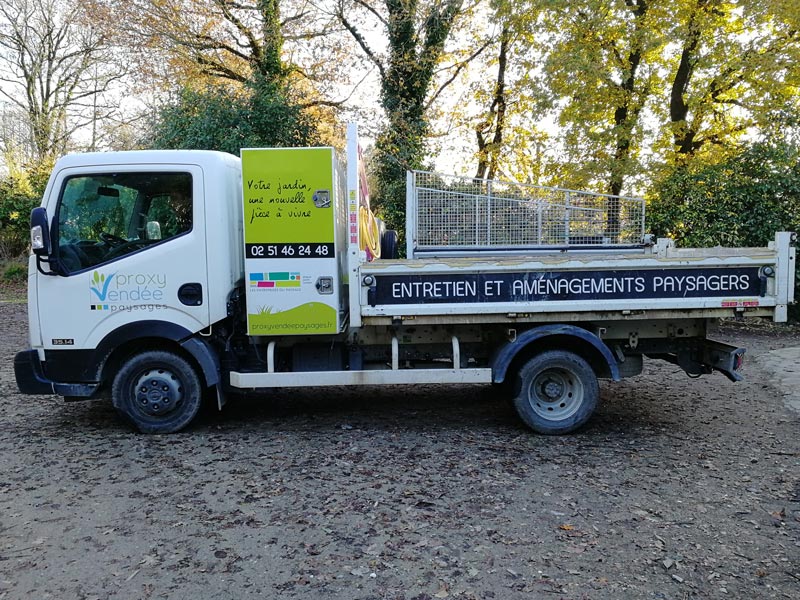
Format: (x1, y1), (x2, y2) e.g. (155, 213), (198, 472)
(1, 302), (798, 599)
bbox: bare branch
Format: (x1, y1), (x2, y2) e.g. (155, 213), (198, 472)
(426, 38), (492, 110)
(337, 4), (386, 79)
(210, 0), (263, 63)
(353, 0), (388, 28)
(297, 68), (373, 108)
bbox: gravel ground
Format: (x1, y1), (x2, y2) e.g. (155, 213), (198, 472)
(1, 301), (799, 600)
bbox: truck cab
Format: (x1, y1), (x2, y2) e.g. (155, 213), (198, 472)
(17, 151), (242, 425)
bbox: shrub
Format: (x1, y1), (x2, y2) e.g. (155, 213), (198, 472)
(2, 260), (27, 282)
(0, 178), (39, 260)
(648, 142), (800, 319)
(648, 142), (800, 247)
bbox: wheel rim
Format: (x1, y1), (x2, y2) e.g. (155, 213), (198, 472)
(527, 366), (584, 421)
(133, 367), (184, 418)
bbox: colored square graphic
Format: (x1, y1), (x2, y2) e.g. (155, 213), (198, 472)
(249, 272), (301, 288)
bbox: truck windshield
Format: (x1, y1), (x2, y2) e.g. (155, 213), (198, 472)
(55, 171), (192, 273)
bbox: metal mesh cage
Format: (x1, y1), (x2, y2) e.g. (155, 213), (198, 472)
(410, 171), (645, 254)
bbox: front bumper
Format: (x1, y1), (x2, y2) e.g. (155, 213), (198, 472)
(14, 350), (99, 397)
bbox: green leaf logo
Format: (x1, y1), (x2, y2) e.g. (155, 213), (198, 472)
(89, 271), (114, 301)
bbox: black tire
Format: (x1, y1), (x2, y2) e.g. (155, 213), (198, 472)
(112, 350), (203, 434)
(381, 229), (399, 259)
(511, 350), (598, 435)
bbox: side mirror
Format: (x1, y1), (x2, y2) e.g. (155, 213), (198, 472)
(30, 207), (51, 256)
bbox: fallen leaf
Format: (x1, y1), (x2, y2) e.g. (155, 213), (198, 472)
(139, 554), (159, 567)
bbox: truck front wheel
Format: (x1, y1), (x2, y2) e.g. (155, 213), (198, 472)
(512, 350), (598, 435)
(112, 350), (203, 434)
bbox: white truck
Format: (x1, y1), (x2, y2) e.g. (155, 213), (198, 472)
(14, 125), (797, 434)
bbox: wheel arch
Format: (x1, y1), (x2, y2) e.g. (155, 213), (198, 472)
(491, 324), (620, 384)
(94, 321), (220, 391)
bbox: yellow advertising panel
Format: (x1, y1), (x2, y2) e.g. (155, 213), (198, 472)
(241, 148), (341, 335)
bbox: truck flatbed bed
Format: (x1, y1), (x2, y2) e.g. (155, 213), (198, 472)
(358, 237), (791, 323)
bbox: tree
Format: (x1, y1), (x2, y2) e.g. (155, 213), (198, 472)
(662, 0), (800, 161)
(495, 0), (662, 242)
(336, 0), (465, 233)
(450, 1), (664, 201)
(121, 0), (285, 85)
(541, 2), (661, 191)
(0, 101), (35, 160)
(458, 0), (800, 201)
(0, 0), (123, 163)
(428, 3), (552, 185)
(118, 0), (355, 108)
(149, 75), (317, 153)
(116, 0), (351, 151)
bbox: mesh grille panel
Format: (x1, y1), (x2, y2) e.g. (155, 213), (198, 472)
(412, 171), (644, 251)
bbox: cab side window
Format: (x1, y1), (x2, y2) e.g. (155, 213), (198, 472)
(146, 192), (192, 239)
(55, 172), (193, 273)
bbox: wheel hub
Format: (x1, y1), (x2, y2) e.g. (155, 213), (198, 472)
(529, 367), (584, 420)
(542, 379), (564, 399)
(135, 369), (183, 417)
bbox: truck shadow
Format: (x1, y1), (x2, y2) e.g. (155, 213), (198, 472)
(197, 379), (683, 438)
(202, 384), (515, 433)
(33, 369), (709, 440)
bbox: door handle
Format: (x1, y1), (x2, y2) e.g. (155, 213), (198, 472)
(178, 283), (203, 306)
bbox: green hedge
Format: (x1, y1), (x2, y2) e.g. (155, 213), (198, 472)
(648, 143), (800, 247)
(648, 142), (800, 319)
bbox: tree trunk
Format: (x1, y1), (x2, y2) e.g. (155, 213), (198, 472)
(606, 0), (648, 241)
(475, 25), (510, 182)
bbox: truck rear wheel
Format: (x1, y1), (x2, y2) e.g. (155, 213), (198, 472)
(112, 350), (202, 434)
(512, 350), (598, 435)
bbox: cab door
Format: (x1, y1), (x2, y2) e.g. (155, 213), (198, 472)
(36, 164), (210, 356)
